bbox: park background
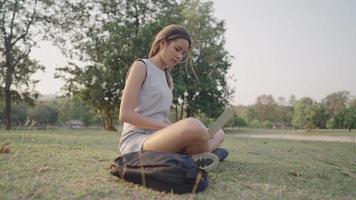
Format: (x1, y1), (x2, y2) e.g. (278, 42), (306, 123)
(1, 0), (356, 131)
(1, 0), (356, 199)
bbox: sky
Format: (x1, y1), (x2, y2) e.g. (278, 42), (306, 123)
(31, 0), (356, 105)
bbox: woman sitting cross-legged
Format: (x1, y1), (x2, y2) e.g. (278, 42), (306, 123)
(118, 24), (228, 171)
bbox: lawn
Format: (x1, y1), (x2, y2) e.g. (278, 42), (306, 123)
(226, 128), (356, 137)
(1, 129), (355, 199)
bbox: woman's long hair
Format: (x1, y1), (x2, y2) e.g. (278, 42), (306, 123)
(148, 25), (193, 89)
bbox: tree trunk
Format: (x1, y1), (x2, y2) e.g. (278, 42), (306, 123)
(104, 109), (117, 131)
(175, 105), (178, 122)
(104, 121), (116, 131)
(186, 106), (192, 117)
(4, 47), (14, 130)
(180, 102), (184, 120)
(133, 0), (140, 36)
(4, 85), (12, 130)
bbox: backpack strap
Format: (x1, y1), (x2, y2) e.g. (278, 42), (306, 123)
(136, 59), (147, 86)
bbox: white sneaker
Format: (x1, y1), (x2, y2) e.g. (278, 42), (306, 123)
(192, 152), (220, 171)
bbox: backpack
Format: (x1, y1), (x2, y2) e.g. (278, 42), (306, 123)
(110, 150), (209, 194)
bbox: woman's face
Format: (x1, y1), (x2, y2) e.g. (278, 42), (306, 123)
(159, 38), (190, 67)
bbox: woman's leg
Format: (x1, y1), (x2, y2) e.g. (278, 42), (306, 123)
(184, 129), (225, 154)
(208, 129), (225, 150)
(142, 118), (225, 155)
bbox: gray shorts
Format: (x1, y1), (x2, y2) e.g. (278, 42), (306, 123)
(119, 131), (151, 155)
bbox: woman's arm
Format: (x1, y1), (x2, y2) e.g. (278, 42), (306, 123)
(119, 61), (169, 130)
(165, 118), (172, 125)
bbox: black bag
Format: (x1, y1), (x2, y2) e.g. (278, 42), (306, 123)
(110, 150), (209, 194)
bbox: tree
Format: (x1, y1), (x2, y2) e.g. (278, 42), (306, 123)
(349, 98), (356, 108)
(172, 0), (233, 120)
(29, 103), (59, 128)
(343, 107), (356, 132)
(288, 95), (297, 107)
(326, 118), (336, 129)
(55, 0), (179, 131)
(254, 95), (279, 124)
(292, 97), (318, 129)
(321, 91), (350, 118)
(0, 0), (54, 129)
(55, 0), (233, 130)
(312, 104), (329, 128)
(57, 96), (99, 126)
(0, 100), (29, 127)
(226, 114), (247, 128)
(245, 106), (258, 125)
(10, 103), (29, 126)
(333, 107), (356, 131)
(246, 94), (294, 128)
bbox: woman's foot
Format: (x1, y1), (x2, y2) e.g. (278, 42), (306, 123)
(192, 152), (220, 171)
(212, 148), (229, 162)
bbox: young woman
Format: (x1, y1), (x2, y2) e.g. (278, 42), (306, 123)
(119, 24), (227, 171)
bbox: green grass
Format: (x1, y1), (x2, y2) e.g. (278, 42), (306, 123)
(1, 129), (356, 199)
(226, 128), (356, 137)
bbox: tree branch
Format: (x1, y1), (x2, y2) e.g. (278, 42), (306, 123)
(1, 9), (7, 42)
(0, 0), (8, 14)
(9, 0), (18, 43)
(10, 0), (38, 47)
(13, 47), (31, 68)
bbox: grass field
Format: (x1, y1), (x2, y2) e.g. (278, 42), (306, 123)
(225, 128), (356, 137)
(1, 129), (356, 199)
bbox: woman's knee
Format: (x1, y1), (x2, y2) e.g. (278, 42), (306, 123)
(180, 118), (209, 142)
(217, 129), (225, 142)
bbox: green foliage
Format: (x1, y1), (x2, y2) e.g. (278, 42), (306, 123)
(349, 98), (356, 108)
(0, 102), (30, 126)
(261, 120), (273, 129)
(333, 107), (356, 131)
(249, 119), (262, 128)
(326, 118), (335, 129)
(292, 97), (318, 129)
(245, 106), (258, 124)
(254, 95), (279, 123)
(312, 104), (329, 128)
(278, 105), (294, 126)
(10, 103), (29, 126)
(29, 103), (59, 127)
(291, 94), (352, 130)
(55, 0), (233, 129)
(321, 90), (350, 117)
(234, 92), (354, 130)
(237, 95), (294, 129)
(54, 0), (181, 131)
(57, 96), (99, 126)
(288, 95), (297, 106)
(172, 0), (233, 119)
(226, 114), (247, 127)
(0, 88), (37, 127)
(0, 0), (55, 129)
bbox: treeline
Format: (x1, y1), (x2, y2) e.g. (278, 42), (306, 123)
(228, 91), (356, 131)
(0, 96), (99, 128)
(1, 90), (356, 131)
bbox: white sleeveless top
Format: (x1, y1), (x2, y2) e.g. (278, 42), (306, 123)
(121, 59), (173, 135)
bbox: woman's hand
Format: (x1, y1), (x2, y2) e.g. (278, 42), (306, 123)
(156, 122), (171, 130)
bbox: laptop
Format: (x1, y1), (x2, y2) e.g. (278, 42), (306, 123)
(208, 107), (234, 138)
